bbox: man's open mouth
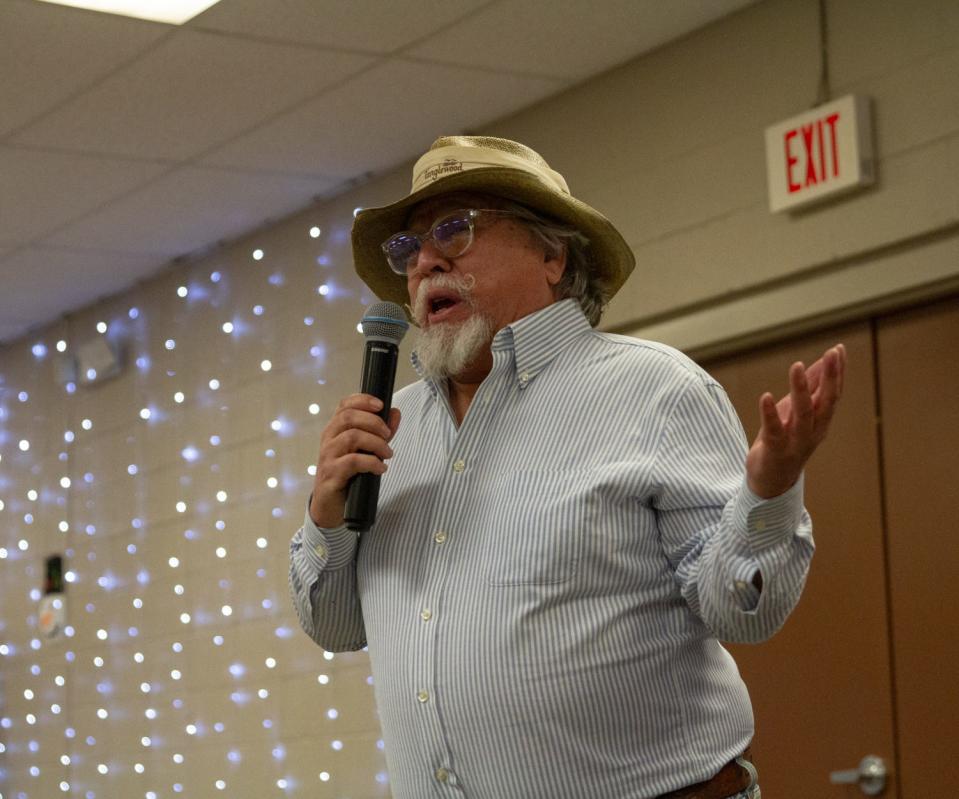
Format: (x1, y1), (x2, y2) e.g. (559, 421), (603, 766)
(426, 292), (464, 324)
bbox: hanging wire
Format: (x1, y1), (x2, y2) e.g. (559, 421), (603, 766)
(814, 0), (832, 106)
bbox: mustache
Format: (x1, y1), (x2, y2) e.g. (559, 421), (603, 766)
(410, 274), (477, 326)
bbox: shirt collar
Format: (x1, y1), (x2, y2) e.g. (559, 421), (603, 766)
(411, 299), (591, 395)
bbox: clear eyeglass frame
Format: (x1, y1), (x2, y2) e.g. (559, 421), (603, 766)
(381, 208), (517, 275)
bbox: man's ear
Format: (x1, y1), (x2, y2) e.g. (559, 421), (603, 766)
(544, 245), (566, 286)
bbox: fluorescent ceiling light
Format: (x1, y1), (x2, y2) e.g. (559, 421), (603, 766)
(36, 0), (222, 25)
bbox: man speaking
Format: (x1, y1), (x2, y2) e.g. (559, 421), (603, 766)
(290, 135), (845, 798)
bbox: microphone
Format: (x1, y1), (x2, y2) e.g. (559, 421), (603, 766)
(344, 301), (409, 532)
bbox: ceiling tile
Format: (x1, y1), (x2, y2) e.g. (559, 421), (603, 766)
(0, 146), (169, 246)
(44, 166), (339, 257)
(190, 0), (489, 53)
(406, 0), (759, 80)
(202, 58), (563, 178)
(0, 246), (160, 343)
(11, 28), (374, 161)
(0, 0), (170, 137)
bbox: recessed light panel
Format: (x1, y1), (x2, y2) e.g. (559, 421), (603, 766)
(36, 0), (222, 25)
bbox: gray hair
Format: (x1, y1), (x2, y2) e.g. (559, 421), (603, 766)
(495, 200), (607, 326)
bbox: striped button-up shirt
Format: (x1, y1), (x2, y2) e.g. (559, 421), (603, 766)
(290, 299), (814, 798)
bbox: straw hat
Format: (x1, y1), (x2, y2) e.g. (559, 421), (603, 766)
(351, 135), (635, 311)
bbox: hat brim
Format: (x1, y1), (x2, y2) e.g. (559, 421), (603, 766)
(351, 166), (635, 318)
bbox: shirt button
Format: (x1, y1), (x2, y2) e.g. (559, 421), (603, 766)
(417, 690), (429, 703)
(420, 609), (432, 622)
(519, 371), (529, 386)
(435, 767), (449, 783)
(314, 544), (327, 558)
(735, 580), (747, 590)
(754, 519), (767, 532)
(452, 459), (465, 473)
(434, 531), (447, 544)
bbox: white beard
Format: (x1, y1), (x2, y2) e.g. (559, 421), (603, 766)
(412, 274), (495, 382)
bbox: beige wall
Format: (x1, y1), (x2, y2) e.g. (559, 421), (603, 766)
(490, 0), (959, 356)
(1, 0), (957, 796)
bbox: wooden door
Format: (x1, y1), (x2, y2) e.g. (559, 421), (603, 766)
(876, 296), (959, 797)
(705, 323), (900, 797)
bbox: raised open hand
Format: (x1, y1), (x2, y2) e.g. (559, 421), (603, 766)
(746, 343), (846, 498)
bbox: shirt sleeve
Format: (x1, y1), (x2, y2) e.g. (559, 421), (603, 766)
(288, 499), (367, 652)
(652, 376), (815, 644)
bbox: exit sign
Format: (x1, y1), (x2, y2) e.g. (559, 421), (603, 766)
(765, 95), (875, 213)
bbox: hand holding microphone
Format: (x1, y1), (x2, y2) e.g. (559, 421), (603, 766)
(309, 302), (408, 531)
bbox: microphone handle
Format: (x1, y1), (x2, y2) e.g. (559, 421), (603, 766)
(344, 340), (399, 532)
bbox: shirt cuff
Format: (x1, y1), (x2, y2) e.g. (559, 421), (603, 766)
(734, 473), (807, 553)
(301, 500), (359, 571)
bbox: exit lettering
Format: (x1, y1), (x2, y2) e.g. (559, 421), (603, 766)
(784, 112), (841, 193)
(765, 95), (873, 213)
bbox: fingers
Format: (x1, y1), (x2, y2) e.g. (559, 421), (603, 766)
(324, 394), (392, 442)
(789, 361), (814, 429)
(316, 395), (400, 490)
(808, 344), (845, 423)
(387, 407), (402, 440)
(758, 391), (783, 439)
(835, 343), (846, 397)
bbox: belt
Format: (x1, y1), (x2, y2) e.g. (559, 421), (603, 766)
(658, 749), (755, 799)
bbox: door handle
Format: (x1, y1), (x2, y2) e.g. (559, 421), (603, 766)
(829, 755), (887, 795)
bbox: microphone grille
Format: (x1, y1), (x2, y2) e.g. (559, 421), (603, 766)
(361, 301), (409, 345)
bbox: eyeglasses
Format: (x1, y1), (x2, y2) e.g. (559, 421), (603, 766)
(381, 209), (517, 275)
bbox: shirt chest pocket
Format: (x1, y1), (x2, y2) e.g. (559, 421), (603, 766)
(483, 468), (591, 586)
